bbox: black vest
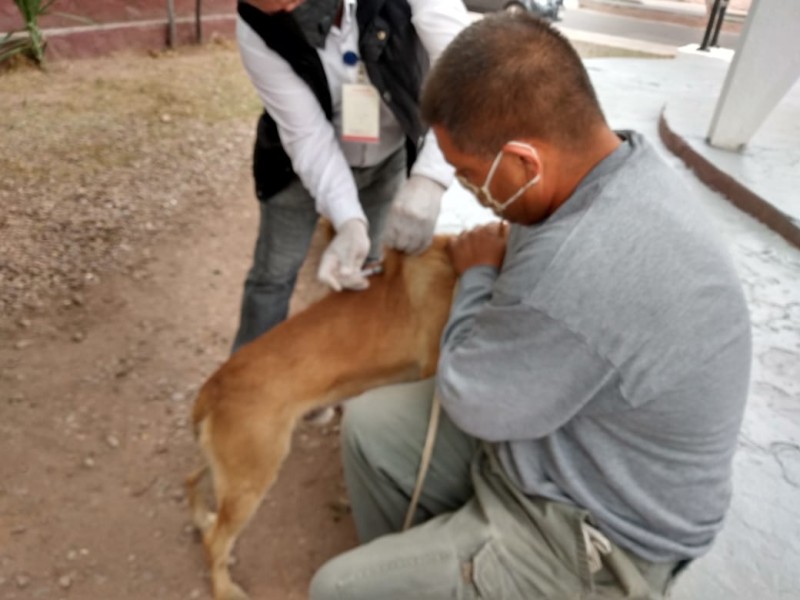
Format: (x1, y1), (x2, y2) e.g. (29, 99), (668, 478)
(238, 0), (429, 199)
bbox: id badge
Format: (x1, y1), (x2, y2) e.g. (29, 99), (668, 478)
(342, 83), (381, 144)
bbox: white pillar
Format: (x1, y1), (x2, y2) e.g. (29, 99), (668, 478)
(707, 0), (800, 150)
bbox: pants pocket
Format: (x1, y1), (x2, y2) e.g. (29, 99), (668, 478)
(471, 540), (525, 600)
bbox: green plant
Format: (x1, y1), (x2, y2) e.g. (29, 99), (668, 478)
(0, 0), (56, 67)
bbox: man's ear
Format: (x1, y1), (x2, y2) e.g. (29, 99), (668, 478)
(503, 140), (542, 179)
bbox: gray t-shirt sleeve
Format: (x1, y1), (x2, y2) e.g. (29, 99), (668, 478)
(438, 268), (618, 442)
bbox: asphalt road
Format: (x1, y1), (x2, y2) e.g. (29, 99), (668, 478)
(465, 1), (741, 50)
(560, 6), (740, 50)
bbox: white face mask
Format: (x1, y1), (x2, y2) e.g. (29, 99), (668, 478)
(456, 141), (541, 215)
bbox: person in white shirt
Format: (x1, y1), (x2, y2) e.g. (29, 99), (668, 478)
(231, 0), (471, 351)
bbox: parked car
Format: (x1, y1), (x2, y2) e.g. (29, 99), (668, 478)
(464, 0), (564, 21)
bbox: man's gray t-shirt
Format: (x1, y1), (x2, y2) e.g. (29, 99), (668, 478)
(437, 132), (752, 562)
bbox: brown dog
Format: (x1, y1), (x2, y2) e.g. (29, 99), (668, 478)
(186, 236), (457, 600)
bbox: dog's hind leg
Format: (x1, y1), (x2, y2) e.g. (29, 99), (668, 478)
(204, 490), (263, 600)
(202, 410), (296, 600)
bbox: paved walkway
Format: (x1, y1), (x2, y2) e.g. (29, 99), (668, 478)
(435, 28), (800, 600)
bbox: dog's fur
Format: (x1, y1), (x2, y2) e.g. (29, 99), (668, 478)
(186, 236), (457, 600)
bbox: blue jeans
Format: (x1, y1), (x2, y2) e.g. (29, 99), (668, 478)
(232, 147), (406, 352)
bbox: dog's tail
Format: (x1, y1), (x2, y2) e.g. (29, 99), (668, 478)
(187, 382), (216, 531)
(185, 463), (216, 533)
(191, 378), (218, 438)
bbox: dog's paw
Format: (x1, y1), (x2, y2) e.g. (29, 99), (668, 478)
(216, 582), (250, 600)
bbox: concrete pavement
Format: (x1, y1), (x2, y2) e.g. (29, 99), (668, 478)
(435, 24), (800, 600)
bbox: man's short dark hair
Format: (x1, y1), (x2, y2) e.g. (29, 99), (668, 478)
(421, 12), (607, 156)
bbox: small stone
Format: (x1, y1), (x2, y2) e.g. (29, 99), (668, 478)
(14, 339), (32, 350)
(58, 574), (72, 589)
(190, 589), (202, 599)
(160, 114), (172, 123)
(11, 525), (27, 535)
(18, 318), (31, 328)
(67, 550), (78, 560)
(106, 434), (120, 448)
(80, 548), (89, 556)
(72, 331), (86, 343)
(170, 392), (185, 403)
(83, 456), (96, 468)
(15, 574), (30, 588)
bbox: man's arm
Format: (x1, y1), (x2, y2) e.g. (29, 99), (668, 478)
(382, 0), (472, 254)
(406, 0), (472, 188)
(437, 224), (618, 442)
(237, 16), (365, 230)
(441, 221), (510, 346)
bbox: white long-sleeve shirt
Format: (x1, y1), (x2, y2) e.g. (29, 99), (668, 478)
(237, 0), (470, 229)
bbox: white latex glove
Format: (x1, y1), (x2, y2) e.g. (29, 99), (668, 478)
(317, 218), (371, 292)
(383, 175), (446, 255)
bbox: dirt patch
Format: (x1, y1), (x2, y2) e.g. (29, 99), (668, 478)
(1, 42), (352, 600)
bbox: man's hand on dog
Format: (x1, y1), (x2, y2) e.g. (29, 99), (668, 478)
(447, 221), (510, 275)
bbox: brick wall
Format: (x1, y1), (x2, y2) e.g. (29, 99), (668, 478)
(1, 0), (238, 59)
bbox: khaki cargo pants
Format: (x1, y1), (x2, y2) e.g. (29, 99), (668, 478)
(309, 379), (682, 600)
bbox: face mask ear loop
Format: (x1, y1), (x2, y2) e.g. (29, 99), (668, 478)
(494, 141), (541, 213)
(478, 150), (506, 200)
(496, 172), (540, 213)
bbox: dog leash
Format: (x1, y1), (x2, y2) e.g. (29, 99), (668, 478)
(358, 259), (439, 531)
(402, 391), (442, 531)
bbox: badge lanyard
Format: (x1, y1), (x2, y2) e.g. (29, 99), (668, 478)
(341, 50), (381, 144)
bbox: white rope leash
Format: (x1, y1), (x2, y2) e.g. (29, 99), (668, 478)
(402, 391), (442, 531)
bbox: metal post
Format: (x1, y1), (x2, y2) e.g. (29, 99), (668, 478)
(699, 0), (723, 51)
(166, 0), (177, 49)
(195, 0), (203, 44)
(710, 0), (730, 48)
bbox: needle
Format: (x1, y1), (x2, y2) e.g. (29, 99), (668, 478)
(360, 263), (384, 278)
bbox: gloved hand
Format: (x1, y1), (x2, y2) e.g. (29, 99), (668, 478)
(317, 218), (371, 292)
(383, 175), (446, 255)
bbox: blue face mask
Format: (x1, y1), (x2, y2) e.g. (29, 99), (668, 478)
(456, 141), (541, 215)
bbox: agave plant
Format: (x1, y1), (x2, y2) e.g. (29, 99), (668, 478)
(0, 0), (56, 66)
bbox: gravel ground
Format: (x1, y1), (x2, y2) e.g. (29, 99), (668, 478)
(0, 39), (260, 328)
